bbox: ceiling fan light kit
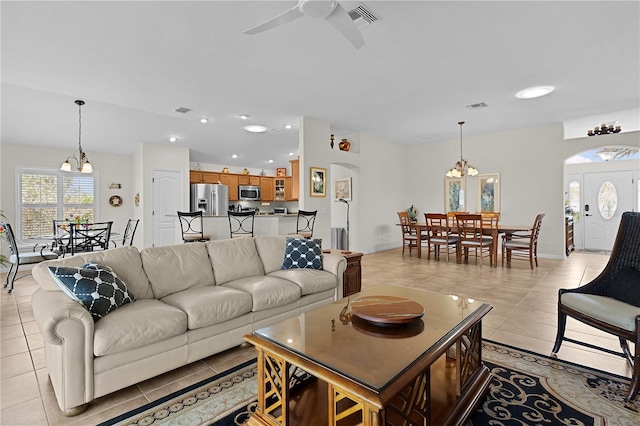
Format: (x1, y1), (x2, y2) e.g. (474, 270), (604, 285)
(244, 0), (366, 49)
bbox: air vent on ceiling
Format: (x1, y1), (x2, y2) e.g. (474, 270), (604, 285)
(466, 102), (488, 110)
(175, 107), (192, 114)
(348, 3), (380, 29)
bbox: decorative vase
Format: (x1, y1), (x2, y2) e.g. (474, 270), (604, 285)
(222, 167), (230, 173)
(339, 138), (351, 151)
(242, 168), (249, 175)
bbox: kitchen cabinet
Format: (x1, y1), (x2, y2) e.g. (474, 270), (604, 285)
(261, 177), (274, 201)
(274, 178), (286, 201)
(284, 177), (292, 201)
(220, 174), (239, 201)
(289, 159), (299, 201)
(190, 171), (220, 184)
(239, 175), (261, 185)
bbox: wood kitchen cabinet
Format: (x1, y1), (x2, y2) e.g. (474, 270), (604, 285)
(190, 171), (220, 184)
(261, 177), (274, 201)
(274, 178), (286, 201)
(284, 177), (292, 201)
(220, 174), (239, 201)
(289, 159), (299, 201)
(239, 175), (261, 185)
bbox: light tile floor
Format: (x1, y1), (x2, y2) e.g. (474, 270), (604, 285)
(0, 249), (632, 425)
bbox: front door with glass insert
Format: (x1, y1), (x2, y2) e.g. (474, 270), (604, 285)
(583, 171), (634, 251)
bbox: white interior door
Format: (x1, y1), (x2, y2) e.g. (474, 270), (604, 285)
(152, 169), (183, 247)
(583, 171), (633, 251)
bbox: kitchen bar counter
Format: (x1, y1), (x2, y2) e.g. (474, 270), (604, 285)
(201, 214), (298, 240)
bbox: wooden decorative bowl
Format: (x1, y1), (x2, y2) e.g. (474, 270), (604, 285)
(350, 295), (424, 325)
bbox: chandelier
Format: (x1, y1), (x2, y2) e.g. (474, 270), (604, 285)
(587, 124), (621, 136)
(60, 100), (93, 173)
(446, 121), (478, 178)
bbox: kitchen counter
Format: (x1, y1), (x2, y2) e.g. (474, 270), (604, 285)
(201, 214), (298, 240)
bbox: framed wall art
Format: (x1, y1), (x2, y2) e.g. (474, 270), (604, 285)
(310, 167), (327, 197)
(333, 177), (352, 201)
(475, 173), (500, 212)
(444, 177), (466, 213)
(276, 167), (286, 177)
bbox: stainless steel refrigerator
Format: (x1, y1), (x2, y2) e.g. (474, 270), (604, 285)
(190, 184), (229, 216)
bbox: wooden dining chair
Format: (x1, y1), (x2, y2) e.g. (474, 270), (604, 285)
(397, 211), (427, 255)
(502, 213), (545, 269)
(456, 214), (494, 267)
(424, 213), (458, 262)
(479, 211), (500, 248)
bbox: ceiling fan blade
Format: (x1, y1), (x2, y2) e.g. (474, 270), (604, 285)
(244, 6), (305, 35)
(324, 3), (364, 49)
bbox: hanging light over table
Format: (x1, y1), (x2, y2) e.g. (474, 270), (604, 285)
(60, 100), (93, 173)
(446, 121), (478, 178)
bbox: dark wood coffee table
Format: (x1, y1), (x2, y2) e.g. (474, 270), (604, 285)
(245, 285), (493, 426)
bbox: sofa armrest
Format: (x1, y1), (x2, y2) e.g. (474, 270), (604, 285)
(31, 288), (95, 413)
(322, 253), (347, 299)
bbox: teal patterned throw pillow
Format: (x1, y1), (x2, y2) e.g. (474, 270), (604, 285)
(48, 262), (135, 321)
(281, 237), (323, 270)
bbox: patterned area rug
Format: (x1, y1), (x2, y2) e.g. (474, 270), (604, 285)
(100, 340), (640, 426)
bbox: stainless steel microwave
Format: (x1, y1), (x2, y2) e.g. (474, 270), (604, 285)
(238, 185), (261, 201)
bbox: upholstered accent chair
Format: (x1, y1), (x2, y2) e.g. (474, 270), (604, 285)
(552, 211), (640, 402)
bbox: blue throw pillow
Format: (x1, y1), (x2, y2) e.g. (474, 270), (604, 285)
(607, 266), (640, 307)
(48, 262), (135, 322)
(281, 237), (323, 270)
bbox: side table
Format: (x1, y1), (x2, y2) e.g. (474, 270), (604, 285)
(325, 249), (363, 297)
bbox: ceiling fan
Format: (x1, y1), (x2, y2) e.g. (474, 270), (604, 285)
(244, 0), (365, 49)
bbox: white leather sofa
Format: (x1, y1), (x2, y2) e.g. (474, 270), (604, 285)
(31, 235), (347, 415)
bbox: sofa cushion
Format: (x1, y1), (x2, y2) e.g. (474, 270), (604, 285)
(94, 299), (188, 356)
(34, 246), (154, 299)
(254, 235), (287, 274)
(222, 276), (301, 312)
(268, 269), (337, 296)
(48, 263), (135, 322)
(607, 266), (640, 307)
(207, 238), (265, 285)
(141, 243), (214, 299)
(161, 286), (253, 329)
(281, 237), (323, 270)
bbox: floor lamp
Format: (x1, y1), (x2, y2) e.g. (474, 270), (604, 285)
(338, 198), (350, 252)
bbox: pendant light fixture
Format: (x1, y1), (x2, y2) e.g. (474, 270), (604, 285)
(446, 121), (478, 178)
(60, 100), (93, 173)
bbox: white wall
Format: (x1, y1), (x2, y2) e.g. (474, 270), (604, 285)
(404, 124), (640, 258)
(139, 143), (190, 247)
(1, 142), (133, 244)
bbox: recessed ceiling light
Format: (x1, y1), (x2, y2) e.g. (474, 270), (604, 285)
(285, 124), (292, 129)
(288, 152), (294, 156)
(200, 118), (209, 123)
(169, 136), (178, 142)
(239, 114), (250, 120)
(244, 125), (268, 133)
(232, 154), (238, 159)
(515, 85), (555, 99)
(268, 159), (274, 163)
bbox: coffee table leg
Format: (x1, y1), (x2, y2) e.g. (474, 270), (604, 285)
(250, 348), (291, 425)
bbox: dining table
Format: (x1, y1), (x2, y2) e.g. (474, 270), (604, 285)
(403, 222), (534, 267)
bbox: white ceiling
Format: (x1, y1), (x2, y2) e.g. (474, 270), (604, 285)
(2, 1), (639, 169)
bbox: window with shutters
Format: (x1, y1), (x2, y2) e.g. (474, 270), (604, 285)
(18, 168), (96, 241)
